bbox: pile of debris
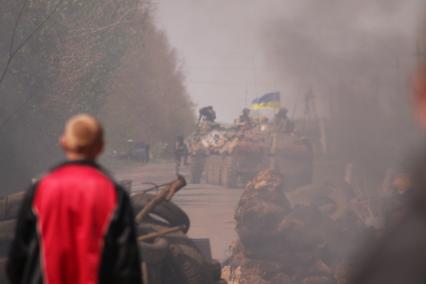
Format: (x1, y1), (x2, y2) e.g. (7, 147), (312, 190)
(0, 178), (226, 284)
(223, 170), (369, 284)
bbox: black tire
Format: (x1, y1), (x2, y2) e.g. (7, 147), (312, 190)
(132, 194), (190, 233)
(208, 260), (222, 281)
(137, 222), (220, 284)
(139, 238), (169, 264)
(164, 236), (216, 284)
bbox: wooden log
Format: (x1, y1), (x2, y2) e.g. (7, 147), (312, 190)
(138, 226), (185, 242)
(135, 177), (186, 223)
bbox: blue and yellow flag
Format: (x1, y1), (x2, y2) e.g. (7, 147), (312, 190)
(250, 92), (281, 110)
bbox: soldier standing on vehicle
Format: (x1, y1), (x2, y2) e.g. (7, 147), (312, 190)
(198, 105), (216, 123)
(236, 108), (253, 129)
(175, 135), (188, 174)
(7, 114), (142, 284)
(274, 107), (294, 133)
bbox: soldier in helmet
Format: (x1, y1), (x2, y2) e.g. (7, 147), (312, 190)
(274, 107), (294, 133)
(198, 106), (216, 123)
(174, 135), (188, 174)
(236, 108), (253, 129)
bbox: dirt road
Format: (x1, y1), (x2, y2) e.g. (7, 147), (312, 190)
(113, 161), (243, 261)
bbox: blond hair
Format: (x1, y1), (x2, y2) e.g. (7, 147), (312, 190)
(63, 114), (104, 154)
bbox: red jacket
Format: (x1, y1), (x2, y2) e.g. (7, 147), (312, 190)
(7, 160), (142, 284)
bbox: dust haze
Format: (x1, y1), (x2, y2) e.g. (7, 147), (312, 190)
(0, 0), (425, 282)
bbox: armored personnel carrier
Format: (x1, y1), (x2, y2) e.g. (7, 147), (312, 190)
(187, 122), (313, 189)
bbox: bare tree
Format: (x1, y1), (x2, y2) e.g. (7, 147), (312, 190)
(0, 0), (64, 87)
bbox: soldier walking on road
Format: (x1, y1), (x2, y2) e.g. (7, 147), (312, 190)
(7, 114), (143, 284)
(175, 135), (188, 174)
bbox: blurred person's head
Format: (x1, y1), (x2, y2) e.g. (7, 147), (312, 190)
(392, 174), (412, 195)
(60, 114), (104, 160)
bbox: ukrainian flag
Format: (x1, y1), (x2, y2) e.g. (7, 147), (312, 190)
(250, 92), (281, 110)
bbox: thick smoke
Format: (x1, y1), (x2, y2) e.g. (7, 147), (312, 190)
(156, 0), (423, 182)
(261, 0), (423, 183)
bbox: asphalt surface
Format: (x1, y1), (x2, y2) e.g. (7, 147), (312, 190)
(114, 161), (243, 261)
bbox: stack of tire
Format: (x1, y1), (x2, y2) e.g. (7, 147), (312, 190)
(225, 171), (365, 284)
(132, 193), (227, 284)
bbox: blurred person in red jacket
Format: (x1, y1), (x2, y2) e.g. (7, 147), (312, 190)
(7, 114), (142, 284)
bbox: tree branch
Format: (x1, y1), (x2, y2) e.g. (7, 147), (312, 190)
(10, 0), (29, 55)
(0, 0), (64, 88)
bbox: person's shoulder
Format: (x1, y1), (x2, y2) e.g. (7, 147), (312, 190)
(113, 184), (132, 201)
(110, 184), (135, 219)
(37, 161), (117, 193)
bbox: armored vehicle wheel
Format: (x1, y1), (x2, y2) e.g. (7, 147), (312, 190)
(139, 223), (219, 284)
(190, 154), (205, 184)
(205, 156), (223, 185)
(221, 156), (237, 188)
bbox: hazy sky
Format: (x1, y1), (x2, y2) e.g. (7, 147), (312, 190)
(154, 0), (421, 122)
(154, 1), (290, 122)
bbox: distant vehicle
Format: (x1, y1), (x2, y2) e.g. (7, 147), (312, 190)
(129, 142), (150, 162)
(110, 140), (150, 162)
